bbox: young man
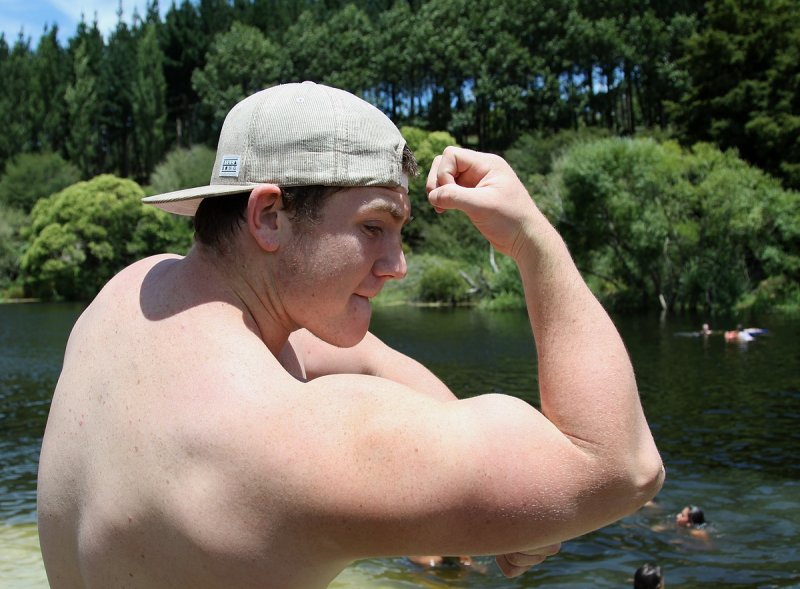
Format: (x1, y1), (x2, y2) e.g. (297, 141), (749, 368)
(37, 82), (664, 589)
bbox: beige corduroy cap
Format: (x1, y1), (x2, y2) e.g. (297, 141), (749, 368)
(142, 82), (409, 216)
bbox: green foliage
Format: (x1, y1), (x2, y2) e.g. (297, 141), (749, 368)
(376, 253), (469, 306)
(319, 4), (377, 93)
(505, 128), (612, 177)
(400, 127), (460, 249)
(148, 145), (217, 194)
(480, 254), (525, 311)
(418, 258), (471, 304)
(131, 24), (168, 182)
(0, 202), (27, 295)
(553, 137), (800, 312)
(101, 19), (136, 178)
(504, 128), (612, 224)
(2, 0), (797, 312)
(0, 34), (35, 167)
(736, 275), (800, 315)
(20, 174), (192, 300)
(373, 1), (420, 120)
(673, 0), (800, 189)
(0, 152), (80, 212)
(65, 37), (104, 178)
(284, 5), (377, 93)
(160, 0), (208, 147)
(192, 21), (288, 129)
(31, 26), (69, 154)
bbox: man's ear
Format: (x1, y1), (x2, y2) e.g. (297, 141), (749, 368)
(247, 184), (284, 252)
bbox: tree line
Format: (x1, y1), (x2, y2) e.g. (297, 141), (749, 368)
(1, 0), (798, 188)
(0, 0), (798, 312)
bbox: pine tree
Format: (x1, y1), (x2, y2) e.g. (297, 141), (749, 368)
(132, 24), (167, 183)
(65, 40), (103, 178)
(32, 25), (69, 154)
(0, 33), (35, 166)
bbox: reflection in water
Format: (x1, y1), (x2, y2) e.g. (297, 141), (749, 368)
(2, 303), (799, 587)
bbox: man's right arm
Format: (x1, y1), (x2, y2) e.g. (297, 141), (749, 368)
(242, 148), (663, 568)
(425, 146), (664, 510)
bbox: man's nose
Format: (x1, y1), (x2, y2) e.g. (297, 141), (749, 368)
(375, 242), (407, 280)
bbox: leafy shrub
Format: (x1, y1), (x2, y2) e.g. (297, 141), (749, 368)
(481, 254), (525, 310)
(736, 275), (800, 314)
(148, 145), (217, 195)
(0, 202), (27, 296)
(505, 128), (611, 177)
(375, 253), (470, 306)
(418, 258), (470, 304)
(0, 152), (80, 212)
(400, 126), (458, 249)
(21, 174), (192, 300)
(552, 137), (800, 312)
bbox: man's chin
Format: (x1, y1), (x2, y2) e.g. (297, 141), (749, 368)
(321, 308), (372, 348)
(321, 328), (369, 348)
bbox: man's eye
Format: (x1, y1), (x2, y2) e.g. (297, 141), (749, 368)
(363, 225), (382, 236)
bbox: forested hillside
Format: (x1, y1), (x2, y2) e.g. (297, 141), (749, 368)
(1, 0), (797, 312)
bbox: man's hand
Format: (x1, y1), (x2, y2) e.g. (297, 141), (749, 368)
(496, 543), (562, 578)
(425, 146), (541, 259)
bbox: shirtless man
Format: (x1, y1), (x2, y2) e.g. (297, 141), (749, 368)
(37, 82), (664, 589)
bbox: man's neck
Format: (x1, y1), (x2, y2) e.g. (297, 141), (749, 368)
(183, 243), (294, 356)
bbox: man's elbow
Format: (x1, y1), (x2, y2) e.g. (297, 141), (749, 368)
(624, 447), (665, 511)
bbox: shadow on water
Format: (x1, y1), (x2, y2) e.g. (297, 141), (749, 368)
(2, 303), (799, 587)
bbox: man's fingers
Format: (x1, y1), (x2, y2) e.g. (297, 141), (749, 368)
(495, 544), (562, 578)
(495, 553), (527, 578)
(425, 152), (458, 194)
(425, 155), (443, 194)
(427, 183), (469, 213)
(425, 154), (448, 213)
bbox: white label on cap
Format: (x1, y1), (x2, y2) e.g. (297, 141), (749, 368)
(219, 155), (241, 177)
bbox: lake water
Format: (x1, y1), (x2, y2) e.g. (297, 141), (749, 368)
(2, 302), (799, 588)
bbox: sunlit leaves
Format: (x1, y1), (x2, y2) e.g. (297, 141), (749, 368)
(21, 175), (191, 300)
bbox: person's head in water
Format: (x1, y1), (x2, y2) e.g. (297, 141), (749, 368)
(676, 505), (705, 527)
(634, 563), (664, 589)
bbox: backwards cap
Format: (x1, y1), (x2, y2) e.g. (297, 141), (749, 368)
(143, 82), (408, 216)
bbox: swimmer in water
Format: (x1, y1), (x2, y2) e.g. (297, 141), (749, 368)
(633, 562), (664, 589)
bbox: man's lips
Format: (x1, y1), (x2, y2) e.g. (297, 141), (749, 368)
(354, 290), (381, 300)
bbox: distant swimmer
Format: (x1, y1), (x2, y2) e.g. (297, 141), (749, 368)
(676, 504), (705, 527)
(725, 328), (754, 342)
(724, 324), (767, 342)
(673, 324), (714, 337)
(650, 504), (712, 545)
(633, 562), (664, 589)
(676, 505), (712, 542)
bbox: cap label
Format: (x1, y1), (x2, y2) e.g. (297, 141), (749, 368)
(219, 155), (241, 177)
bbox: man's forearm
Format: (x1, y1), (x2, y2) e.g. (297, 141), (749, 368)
(514, 211), (659, 474)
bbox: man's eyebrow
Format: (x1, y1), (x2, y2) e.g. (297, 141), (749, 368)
(365, 200), (410, 224)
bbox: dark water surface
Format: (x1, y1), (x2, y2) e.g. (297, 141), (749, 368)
(2, 302), (799, 588)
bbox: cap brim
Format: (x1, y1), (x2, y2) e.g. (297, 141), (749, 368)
(142, 183), (256, 216)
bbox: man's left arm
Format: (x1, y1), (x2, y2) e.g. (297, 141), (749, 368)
(288, 329), (457, 402)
